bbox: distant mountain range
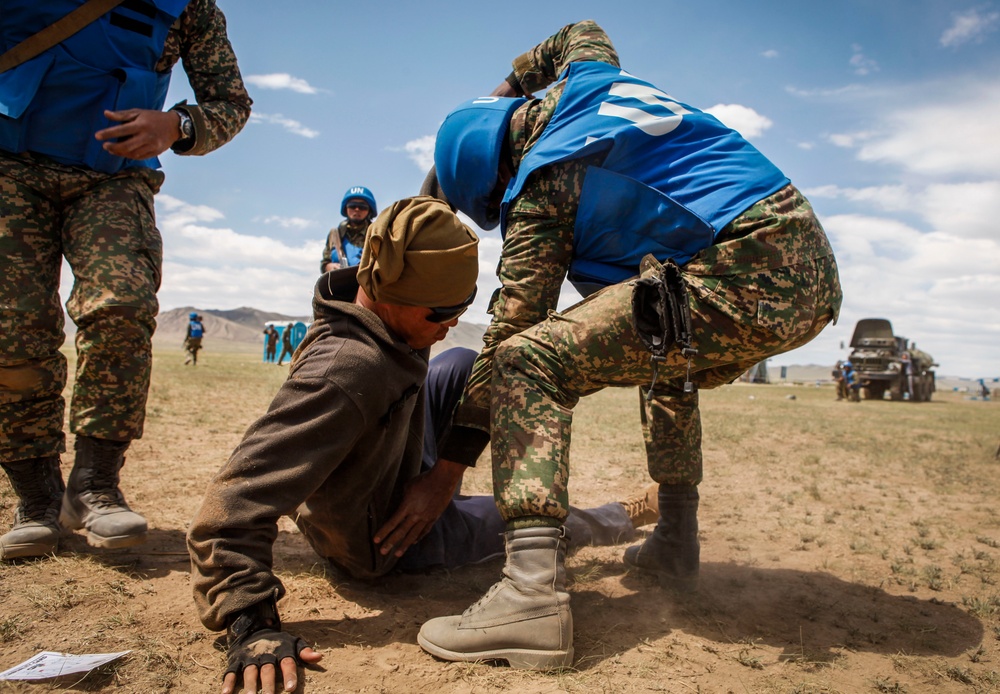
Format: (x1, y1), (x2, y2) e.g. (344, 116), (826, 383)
(154, 306), (488, 355)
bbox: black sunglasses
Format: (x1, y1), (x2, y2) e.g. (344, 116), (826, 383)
(346, 203), (369, 211)
(426, 286), (477, 323)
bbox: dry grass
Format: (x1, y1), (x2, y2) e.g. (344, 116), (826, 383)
(1, 345), (998, 692)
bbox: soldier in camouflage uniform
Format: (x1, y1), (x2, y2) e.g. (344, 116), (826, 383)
(0, 0), (251, 560)
(418, 20), (842, 669)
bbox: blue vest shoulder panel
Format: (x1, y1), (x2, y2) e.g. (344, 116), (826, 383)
(502, 62), (789, 290)
(188, 320), (204, 338)
(0, 0), (190, 173)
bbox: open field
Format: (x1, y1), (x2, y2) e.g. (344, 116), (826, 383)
(1, 345), (999, 693)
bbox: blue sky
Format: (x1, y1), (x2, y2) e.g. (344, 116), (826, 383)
(81, 1), (1000, 378)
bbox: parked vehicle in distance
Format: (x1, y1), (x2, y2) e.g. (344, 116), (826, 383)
(847, 318), (937, 401)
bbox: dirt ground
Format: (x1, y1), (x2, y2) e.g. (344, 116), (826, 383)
(1, 347), (998, 693)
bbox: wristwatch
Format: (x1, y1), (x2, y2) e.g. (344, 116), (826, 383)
(173, 108), (195, 145)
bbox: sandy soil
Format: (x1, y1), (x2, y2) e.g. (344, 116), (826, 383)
(1, 347), (998, 693)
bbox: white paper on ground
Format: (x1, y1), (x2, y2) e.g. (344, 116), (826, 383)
(0, 650), (131, 681)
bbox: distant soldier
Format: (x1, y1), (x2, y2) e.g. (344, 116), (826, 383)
(842, 361), (861, 402)
(263, 325), (279, 363)
(321, 186), (377, 272)
(276, 323), (295, 366)
(184, 313), (205, 366)
(832, 361), (846, 400)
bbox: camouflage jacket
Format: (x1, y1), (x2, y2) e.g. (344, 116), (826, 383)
(158, 0), (252, 156)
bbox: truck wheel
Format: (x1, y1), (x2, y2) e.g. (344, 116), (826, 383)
(864, 383), (886, 400)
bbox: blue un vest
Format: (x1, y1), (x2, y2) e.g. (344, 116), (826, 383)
(502, 62), (789, 293)
(188, 320), (203, 338)
(0, 0), (190, 174)
(330, 239), (363, 267)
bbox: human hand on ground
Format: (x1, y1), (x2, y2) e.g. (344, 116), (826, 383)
(222, 627), (322, 694)
(373, 458), (466, 558)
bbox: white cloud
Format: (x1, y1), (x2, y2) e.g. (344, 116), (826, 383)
(827, 131), (877, 148)
(245, 73), (320, 94)
(259, 215), (315, 230)
(403, 135), (436, 172)
(849, 44), (879, 76)
(249, 112), (319, 139)
(854, 82), (1000, 177)
(154, 197), (320, 315)
(801, 184), (913, 212)
(941, 8), (1000, 47)
(761, 49), (779, 59)
(803, 181), (1000, 241)
(703, 104), (773, 138)
(920, 181), (1000, 240)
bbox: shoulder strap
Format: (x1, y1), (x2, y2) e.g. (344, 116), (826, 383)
(0, 0), (128, 74)
(329, 225), (348, 265)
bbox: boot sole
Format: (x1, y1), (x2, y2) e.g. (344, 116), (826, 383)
(83, 531), (147, 550)
(1, 540), (59, 560)
(417, 633), (574, 670)
(59, 509), (148, 549)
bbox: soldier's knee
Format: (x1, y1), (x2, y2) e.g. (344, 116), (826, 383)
(74, 305), (155, 337)
(494, 335), (536, 379)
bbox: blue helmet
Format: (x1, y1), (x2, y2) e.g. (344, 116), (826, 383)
(189, 312), (198, 320)
(434, 96), (526, 230)
(340, 186), (377, 219)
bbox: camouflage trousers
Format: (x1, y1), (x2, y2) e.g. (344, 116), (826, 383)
(491, 185), (843, 524)
(0, 152), (164, 463)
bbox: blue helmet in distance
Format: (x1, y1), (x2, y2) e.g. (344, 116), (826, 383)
(189, 312), (198, 320)
(434, 96), (526, 230)
(340, 186), (377, 219)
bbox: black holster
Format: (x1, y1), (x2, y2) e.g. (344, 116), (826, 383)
(631, 257), (697, 394)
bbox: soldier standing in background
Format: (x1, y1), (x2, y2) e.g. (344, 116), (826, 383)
(320, 186), (377, 272)
(0, 0), (251, 560)
(263, 325), (279, 363)
(276, 322), (295, 366)
(419, 20), (842, 668)
(184, 312), (205, 366)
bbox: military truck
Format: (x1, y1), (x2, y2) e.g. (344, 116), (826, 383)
(847, 318), (937, 401)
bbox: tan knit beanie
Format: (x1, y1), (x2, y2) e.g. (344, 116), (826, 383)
(356, 196), (479, 307)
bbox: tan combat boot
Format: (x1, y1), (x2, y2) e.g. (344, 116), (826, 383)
(60, 436), (147, 549)
(418, 526), (573, 670)
(1, 456), (65, 560)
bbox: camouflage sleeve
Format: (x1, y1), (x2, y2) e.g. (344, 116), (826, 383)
(447, 155), (595, 447)
(159, 0), (252, 156)
(321, 228), (336, 272)
(511, 20), (619, 96)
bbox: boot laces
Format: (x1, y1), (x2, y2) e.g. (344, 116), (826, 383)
(463, 578), (508, 616)
(620, 484), (660, 527)
(14, 503), (60, 526)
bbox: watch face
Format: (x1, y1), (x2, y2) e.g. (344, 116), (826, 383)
(179, 112), (194, 138)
